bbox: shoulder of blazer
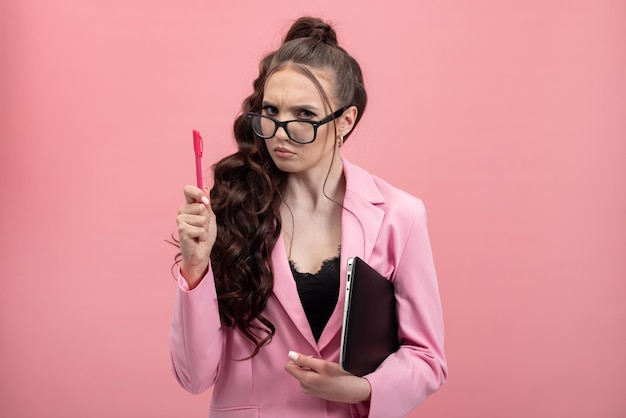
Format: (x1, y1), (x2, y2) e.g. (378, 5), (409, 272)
(342, 156), (424, 216)
(342, 157), (385, 205)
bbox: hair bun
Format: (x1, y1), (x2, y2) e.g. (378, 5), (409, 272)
(284, 17), (338, 46)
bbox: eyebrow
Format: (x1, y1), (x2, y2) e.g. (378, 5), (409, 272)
(261, 101), (322, 113)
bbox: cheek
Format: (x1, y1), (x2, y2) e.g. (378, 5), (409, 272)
(318, 125), (336, 145)
(309, 135), (337, 159)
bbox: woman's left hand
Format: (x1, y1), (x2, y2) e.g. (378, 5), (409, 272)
(284, 351), (372, 404)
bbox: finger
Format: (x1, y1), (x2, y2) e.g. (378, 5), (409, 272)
(287, 351), (325, 373)
(179, 202), (210, 217)
(178, 213), (210, 229)
(183, 185), (209, 205)
(179, 224), (209, 242)
(284, 361), (308, 379)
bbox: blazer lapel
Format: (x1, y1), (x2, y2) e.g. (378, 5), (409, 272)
(269, 158), (386, 353)
(271, 236), (320, 350)
(317, 158), (386, 351)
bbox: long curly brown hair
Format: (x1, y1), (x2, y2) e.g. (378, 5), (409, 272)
(201, 17), (367, 357)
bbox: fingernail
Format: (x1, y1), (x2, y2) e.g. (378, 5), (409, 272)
(201, 196), (210, 205)
(288, 351), (299, 361)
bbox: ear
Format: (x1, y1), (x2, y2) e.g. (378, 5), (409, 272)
(338, 105), (358, 137)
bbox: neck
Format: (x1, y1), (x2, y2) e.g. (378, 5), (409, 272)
(284, 155), (345, 210)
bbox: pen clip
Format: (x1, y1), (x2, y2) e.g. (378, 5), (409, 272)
(193, 130), (203, 157)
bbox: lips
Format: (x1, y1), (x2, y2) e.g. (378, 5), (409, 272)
(273, 147), (295, 158)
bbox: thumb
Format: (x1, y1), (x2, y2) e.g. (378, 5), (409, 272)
(288, 351), (319, 370)
(201, 187), (210, 206)
(287, 350), (301, 362)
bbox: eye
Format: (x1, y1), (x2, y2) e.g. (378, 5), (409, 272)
(262, 105), (278, 116)
(297, 109), (316, 120)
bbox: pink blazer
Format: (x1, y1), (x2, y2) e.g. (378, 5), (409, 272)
(169, 158), (447, 418)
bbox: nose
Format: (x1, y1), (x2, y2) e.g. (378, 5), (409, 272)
(274, 123), (290, 141)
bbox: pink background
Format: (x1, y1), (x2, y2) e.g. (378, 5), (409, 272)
(1, 0), (625, 417)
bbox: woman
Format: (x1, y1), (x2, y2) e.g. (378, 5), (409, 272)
(171, 16), (447, 418)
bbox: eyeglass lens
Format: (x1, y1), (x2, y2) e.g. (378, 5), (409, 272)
(251, 116), (315, 143)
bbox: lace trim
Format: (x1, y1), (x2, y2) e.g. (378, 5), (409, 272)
(289, 245), (341, 276)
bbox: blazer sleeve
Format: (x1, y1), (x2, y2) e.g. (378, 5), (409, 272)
(365, 198), (448, 418)
(169, 264), (224, 394)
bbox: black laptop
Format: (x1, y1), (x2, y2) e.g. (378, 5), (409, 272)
(339, 257), (399, 376)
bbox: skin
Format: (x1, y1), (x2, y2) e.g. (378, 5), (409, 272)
(176, 65), (370, 404)
(262, 66), (354, 273)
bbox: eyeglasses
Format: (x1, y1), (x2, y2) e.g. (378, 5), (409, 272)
(246, 107), (348, 144)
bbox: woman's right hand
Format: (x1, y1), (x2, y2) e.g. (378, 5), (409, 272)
(176, 185), (217, 289)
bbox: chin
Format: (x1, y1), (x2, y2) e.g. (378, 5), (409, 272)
(273, 162), (300, 174)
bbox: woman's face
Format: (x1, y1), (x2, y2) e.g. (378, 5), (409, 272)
(261, 66), (341, 176)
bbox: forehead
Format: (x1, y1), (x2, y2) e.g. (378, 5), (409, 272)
(263, 66), (335, 107)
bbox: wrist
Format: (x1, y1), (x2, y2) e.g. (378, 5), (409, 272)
(180, 261), (209, 289)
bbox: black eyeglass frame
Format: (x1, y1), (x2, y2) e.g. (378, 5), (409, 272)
(246, 106), (349, 144)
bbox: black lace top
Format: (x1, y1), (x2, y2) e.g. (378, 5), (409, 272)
(289, 254), (340, 342)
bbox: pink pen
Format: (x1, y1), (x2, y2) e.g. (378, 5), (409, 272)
(193, 130), (203, 189)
